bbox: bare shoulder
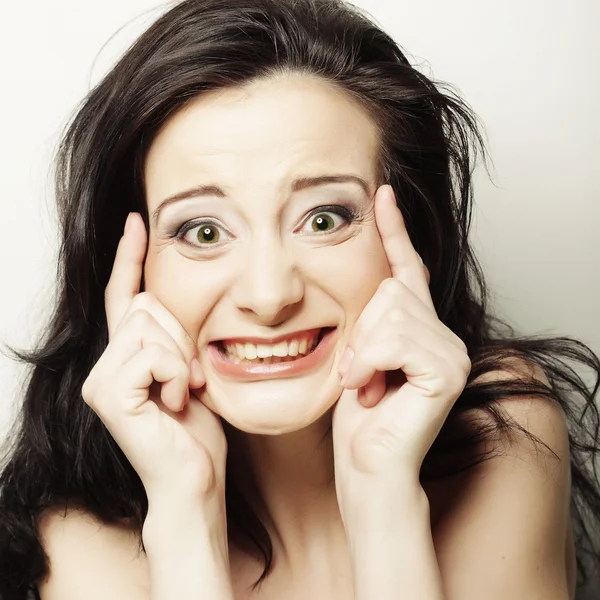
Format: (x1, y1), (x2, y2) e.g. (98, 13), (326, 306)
(471, 356), (569, 456)
(424, 356), (567, 463)
(424, 356), (575, 599)
(37, 505), (149, 599)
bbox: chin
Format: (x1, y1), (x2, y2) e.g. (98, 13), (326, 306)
(195, 378), (342, 435)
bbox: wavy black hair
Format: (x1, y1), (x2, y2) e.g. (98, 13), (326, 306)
(1, 1), (599, 598)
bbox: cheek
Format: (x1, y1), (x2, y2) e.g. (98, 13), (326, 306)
(143, 249), (227, 337)
(301, 233), (392, 312)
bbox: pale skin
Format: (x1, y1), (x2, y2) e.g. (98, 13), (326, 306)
(38, 73), (577, 599)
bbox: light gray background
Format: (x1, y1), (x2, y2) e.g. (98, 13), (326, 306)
(0, 0), (598, 596)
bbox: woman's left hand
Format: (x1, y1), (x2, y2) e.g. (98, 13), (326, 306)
(332, 184), (471, 513)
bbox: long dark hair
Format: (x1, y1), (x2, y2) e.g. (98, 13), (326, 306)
(1, 0), (599, 598)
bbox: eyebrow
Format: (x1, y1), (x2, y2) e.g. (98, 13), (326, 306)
(150, 174), (373, 225)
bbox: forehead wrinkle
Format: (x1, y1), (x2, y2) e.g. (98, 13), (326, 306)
(144, 77), (382, 219)
(147, 139), (375, 217)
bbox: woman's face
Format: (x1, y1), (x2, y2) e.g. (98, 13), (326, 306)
(143, 73), (392, 434)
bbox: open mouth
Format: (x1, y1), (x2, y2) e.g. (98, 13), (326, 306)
(212, 327), (335, 365)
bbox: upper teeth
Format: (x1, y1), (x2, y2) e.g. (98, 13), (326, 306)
(223, 331), (320, 360)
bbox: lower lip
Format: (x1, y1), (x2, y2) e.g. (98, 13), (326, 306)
(207, 327), (338, 381)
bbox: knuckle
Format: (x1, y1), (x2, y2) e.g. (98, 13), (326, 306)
(449, 356), (471, 391)
(81, 364), (102, 404)
(179, 361), (191, 381)
(182, 336), (198, 360)
(454, 335), (468, 355)
(81, 378), (93, 404)
(81, 379), (103, 411)
(387, 307), (406, 324)
(130, 291), (156, 311)
(380, 277), (401, 295)
(451, 347), (471, 373)
(129, 308), (154, 329)
(460, 355), (472, 378)
(143, 342), (166, 361)
(391, 332), (409, 349)
(172, 332), (195, 360)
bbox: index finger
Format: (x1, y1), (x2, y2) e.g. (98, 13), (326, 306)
(105, 212), (147, 336)
(374, 184), (435, 312)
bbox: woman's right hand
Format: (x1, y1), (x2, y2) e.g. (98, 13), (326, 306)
(81, 212), (227, 513)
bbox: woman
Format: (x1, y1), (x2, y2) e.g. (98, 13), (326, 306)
(1, 0), (599, 598)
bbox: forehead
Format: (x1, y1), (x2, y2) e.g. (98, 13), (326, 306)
(144, 74), (381, 209)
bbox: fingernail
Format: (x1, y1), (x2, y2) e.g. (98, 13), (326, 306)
(124, 212), (134, 235)
(358, 385), (369, 406)
(386, 185), (397, 204)
(362, 385), (378, 407)
(189, 357), (202, 384)
(338, 346), (354, 376)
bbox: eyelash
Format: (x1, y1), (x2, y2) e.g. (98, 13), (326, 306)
(168, 204), (360, 251)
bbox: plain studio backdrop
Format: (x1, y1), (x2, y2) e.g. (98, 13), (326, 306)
(0, 0), (599, 597)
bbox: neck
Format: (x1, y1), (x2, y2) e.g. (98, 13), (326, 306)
(225, 408), (348, 572)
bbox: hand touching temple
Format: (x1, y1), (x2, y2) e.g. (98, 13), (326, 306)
(1, 1), (598, 599)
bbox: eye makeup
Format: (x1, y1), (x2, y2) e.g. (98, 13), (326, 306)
(297, 204), (360, 234)
(163, 202), (364, 252)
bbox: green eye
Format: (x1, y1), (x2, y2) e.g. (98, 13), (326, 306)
(170, 218), (230, 251)
(311, 213), (336, 232)
(303, 205), (356, 234)
(196, 224), (220, 244)
(171, 204), (358, 252)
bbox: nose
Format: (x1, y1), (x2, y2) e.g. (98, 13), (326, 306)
(230, 238), (304, 324)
